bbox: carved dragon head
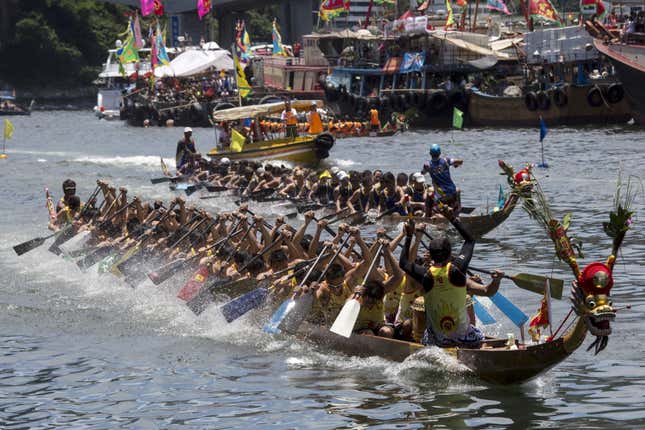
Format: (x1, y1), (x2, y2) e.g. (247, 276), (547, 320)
(571, 262), (616, 354)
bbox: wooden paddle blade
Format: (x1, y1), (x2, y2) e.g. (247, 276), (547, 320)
(221, 288), (269, 323)
(77, 246), (113, 271)
(279, 294), (315, 334)
(472, 297), (496, 325)
(58, 231), (93, 256)
(205, 185), (229, 192)
(460, 206), (476, 215)
(13, 236), (46, 256)
(330, 298), (361, 338)
(185, 184), (202, 196)
(264, 299), (295, 334)
(177, 265), (210, 301)
(512, 273), (564, 300)
(150, 177), (171, 184)
(490, 292), (528, 328)
(186, 287), (215, 315)
(148, 259), (187, 285)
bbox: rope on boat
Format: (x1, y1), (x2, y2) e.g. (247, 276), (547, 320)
(552, 308), (574, 339)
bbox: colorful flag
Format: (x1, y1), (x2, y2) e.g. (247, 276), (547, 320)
(399, 52), (425, 73)
(132, 14), (144, 49)
(197, 0), (212, 20)
(4, 119), (14, 140)
(155, 23), (170, 66)
(272, 19), (287, 56)
(150, 26), (158, 69)
(320, 0), (351, 22)
(153, 0), (165, 16)
(455, 0), (468, 7)
(234, 51), (251, 99)
(140, 0), (154, 16)
(117, 34), (139, 65)
(235, 20), (251, 62)
(487, 0), (511, 14)
(539, 116), (548, 142)
(529, 0), (561, 23)
(580, 0), (606, 17)
(528, 280), (552, 341)
(445, 0), (455, 28)
(230, 129), (246, 153)
(452, 107), (464, 129)
(496, 184), (505, 210)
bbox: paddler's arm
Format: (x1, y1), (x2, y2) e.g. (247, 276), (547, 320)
(308, 218), (326, 257)
(399, 223), (432, 293)
(466, 271), (503, 297)
(445, 208), (475, 273)
(409, 223), (425, 258)
(293, 211), (314, 256)
(381, 240), (403, 294)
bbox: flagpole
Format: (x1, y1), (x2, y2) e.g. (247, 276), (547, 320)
(232, 43), (242, 108)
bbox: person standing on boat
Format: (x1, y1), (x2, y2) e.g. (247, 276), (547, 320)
(176, 127), (197, 170)
(281, 101), (298, 139)
(422, 144), (463, 213)
(398, 210), (503, 347)
(369, 107), (380, 132)
(307, 102), (324, 135)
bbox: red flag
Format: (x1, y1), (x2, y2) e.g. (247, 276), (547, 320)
(528, 280), (552, 341)
(197, 0), (212, 20)
(153, 0), (164, 16)
(529, 0), (561, 23)
(140, 0), (154, 16)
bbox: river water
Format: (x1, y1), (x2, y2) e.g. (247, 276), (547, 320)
(1, 111), (644, 429)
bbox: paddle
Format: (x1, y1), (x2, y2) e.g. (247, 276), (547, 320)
(186, 233), (284, 315)
(263, 244), (331, 334)
(219, 258), (319, 323)
(176, 220), (254, 300)
(469, 266), (563, 299)
(375, 206), (400, 221)
(330, 243), (384, 338)
(268, 234), (354, 334)
(147, 220), (241, 285)
(471, 297), (496, 325)
(489, 292), (529, 328)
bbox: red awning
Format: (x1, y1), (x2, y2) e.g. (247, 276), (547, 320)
(417, 0), (429, 11)
(382, 57), (402, 74)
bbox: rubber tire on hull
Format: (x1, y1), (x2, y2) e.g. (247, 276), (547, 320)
(314, 132), (335, 151)
(553, 87), (568, 107)
(429, 92), (448, 112)
(587, 87), (603, 107)
(525, 92), (538, 111)
(259, 95), (283, 104)
(606, 83), (624, 104)
(537, 91), (550, 110)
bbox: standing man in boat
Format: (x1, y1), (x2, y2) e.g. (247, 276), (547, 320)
(176, 127), (197, 171)
(369, 106), (380, 132)
(281, 100), (298, 139)
(307, 102), (324, 135)
(398, 210), (503, 347)
(422, 144), (463, 213)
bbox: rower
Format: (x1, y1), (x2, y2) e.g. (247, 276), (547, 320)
(398, 209), (503, 347)
(281, 100), (298, 139)
(176, 127), (197, 170)
(349, 171), (378, 213)
(56, 179), (78, 212)
(378, 172), (407, 216)
(49, 195), (81, 231)
(307, 102), (324, 135)
(421, 144), (463, 213)
(406, 173), (430, 216)
(333, 171), (354, 213)
(309, 170), (334, 205)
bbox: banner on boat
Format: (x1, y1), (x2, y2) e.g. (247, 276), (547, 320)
(319, 0), (350, 21)
(399, 52), (425, 73)
(392, 16), (429, 35)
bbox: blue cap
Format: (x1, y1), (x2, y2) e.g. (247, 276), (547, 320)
(430, 144), (441, 158)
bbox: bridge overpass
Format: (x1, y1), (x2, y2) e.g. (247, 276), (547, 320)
(97, 0), (315, 49)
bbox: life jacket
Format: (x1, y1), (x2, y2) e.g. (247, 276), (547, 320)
(337, 183), (353, 202)
(284, 109), (297, 126)
(355, 297), (385, 331)
(424, 263), (468, 341)
(309, 111), (323, 134)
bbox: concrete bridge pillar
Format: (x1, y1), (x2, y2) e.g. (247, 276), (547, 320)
(216, 10), (239, 51)
(276, 0), (314, 45)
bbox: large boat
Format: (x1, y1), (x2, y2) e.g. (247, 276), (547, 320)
(207, 100), (335, 165)
(0, 91), (33, 116)
(593, 39), (645, 124)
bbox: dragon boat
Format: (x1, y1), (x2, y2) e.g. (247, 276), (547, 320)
(207, 100), (335, 165)
(288, 167), (635, 385)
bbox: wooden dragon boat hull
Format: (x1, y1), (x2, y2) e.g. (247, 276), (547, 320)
(207, 133), (334, 165)
(296, 321), (578, 385)
(381, 193), (519, 239)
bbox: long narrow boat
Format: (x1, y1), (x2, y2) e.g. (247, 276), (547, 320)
(381, 193), (519, 239)
(207, 100), (335, 165)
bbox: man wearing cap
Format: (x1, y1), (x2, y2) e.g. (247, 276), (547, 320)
(56, 179), (78, 212)
(281, 101), (298, 139)
(176, 127), (197, 170)
(406, 173), (432, 216)
(422, 144), (463, 212)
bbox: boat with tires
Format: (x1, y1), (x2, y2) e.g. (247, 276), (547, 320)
(207, 100), (335, 165)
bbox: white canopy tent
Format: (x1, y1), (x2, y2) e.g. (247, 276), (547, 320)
(154, 49), (234, 78)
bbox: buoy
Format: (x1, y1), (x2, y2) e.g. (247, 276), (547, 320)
(0, 154), (8, 159)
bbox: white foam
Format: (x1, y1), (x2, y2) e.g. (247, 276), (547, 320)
(332, 159), (360, 167)
(72, 155), (176, 170)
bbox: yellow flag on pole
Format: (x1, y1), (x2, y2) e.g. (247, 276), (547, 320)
(230, 129), (245, 153)
(234, 53), (251, 99)
(4, 119), (14, 140)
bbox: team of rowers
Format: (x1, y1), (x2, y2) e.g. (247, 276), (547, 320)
(173, 142), (465, 218)
(45, 169), (505, 348)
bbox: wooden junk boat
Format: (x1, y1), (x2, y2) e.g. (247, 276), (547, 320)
(207, 100), (335, 165)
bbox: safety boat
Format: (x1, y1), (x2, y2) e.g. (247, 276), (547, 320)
(207, 100), (335, 165)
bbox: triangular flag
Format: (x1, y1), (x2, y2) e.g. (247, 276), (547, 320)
(4, 118), (14, 140)
(539, 116), (548, 142)
(452, 107), (464, 129)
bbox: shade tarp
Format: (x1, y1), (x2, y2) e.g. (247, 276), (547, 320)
(213, 100), (323, 122)
(432, 34), (510, 59)
(154, 49), (233, 78)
